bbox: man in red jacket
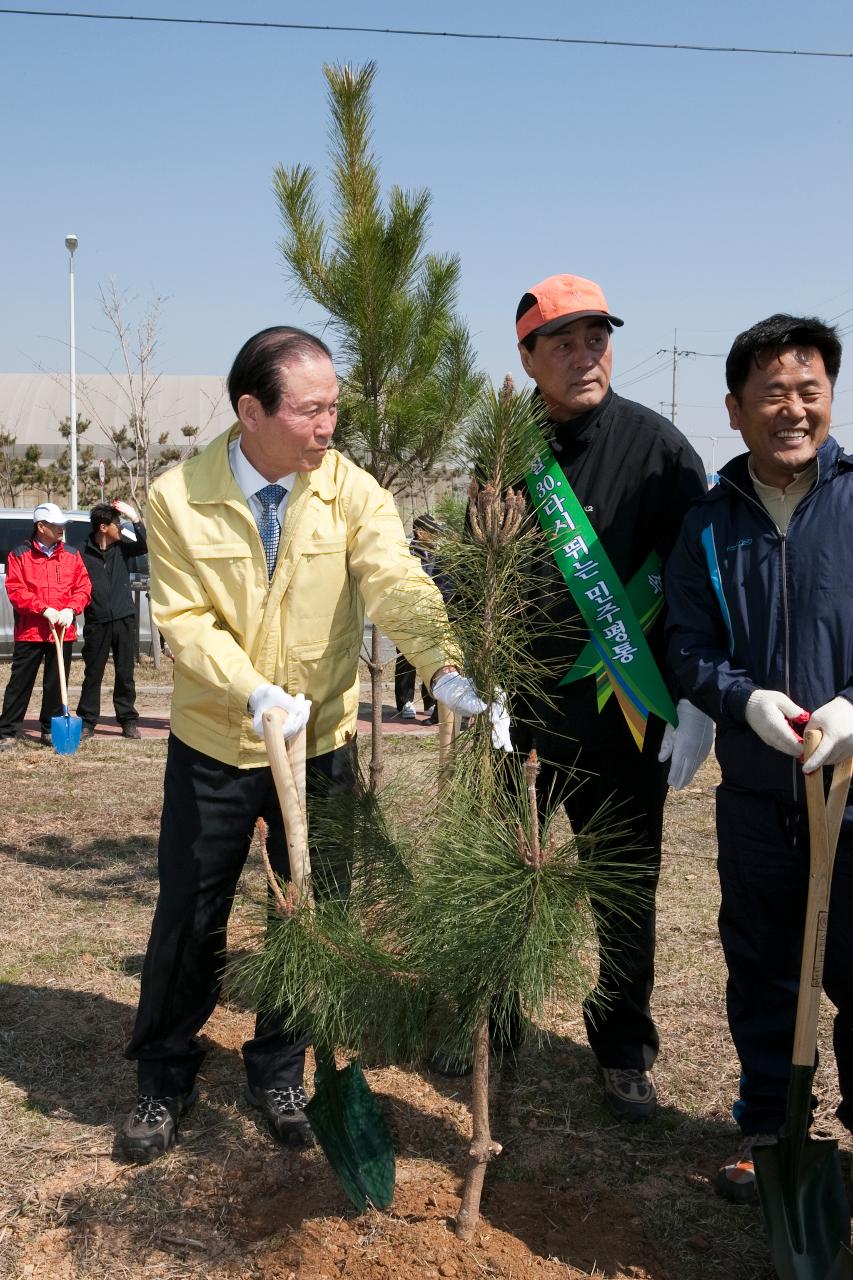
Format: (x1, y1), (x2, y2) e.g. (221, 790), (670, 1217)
(0, 502), (91, 748)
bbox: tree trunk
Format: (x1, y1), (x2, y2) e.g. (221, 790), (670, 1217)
(368, 622), (385, 792)
(456, 1016), (501, 1242)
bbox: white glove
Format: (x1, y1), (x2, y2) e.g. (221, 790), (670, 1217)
(119, 524), (138, 543)
(42, 607), (61, 625)
(432, 672), (512, 751)
(489, 688), (513, 753)
(657, 699), (715, 789)
(745, 689), (809, 757)
(802, 697), (853, 773)
(432, 671), (486, 715)
(249, 684), (312, 742)
(113, 499), (140, 522)
(57, 608), (74, 629)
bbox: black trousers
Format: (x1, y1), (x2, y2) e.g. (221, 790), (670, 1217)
(76, 616), (138, 728)
(394, 651), (434, 712)
(126, 733), (357, 1096)
(0, 639), (73, 737)
(717, 784), (853, 1136)
(529, 724), (668, 1071)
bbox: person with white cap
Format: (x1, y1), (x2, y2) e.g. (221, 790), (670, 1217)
(0, 502), (91, 748)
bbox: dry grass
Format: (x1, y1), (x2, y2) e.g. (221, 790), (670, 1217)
(0, 728), (847, 1280)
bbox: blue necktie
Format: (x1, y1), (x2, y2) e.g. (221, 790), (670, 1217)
(256, 483), (286, 579)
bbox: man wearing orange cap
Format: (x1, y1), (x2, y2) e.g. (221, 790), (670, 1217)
(513, 274), (710, 1119)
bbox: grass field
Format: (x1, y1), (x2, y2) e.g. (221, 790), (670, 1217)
(0, 716), (848, 1279)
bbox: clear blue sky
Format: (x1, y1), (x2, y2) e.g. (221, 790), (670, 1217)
(2, 0), (852, 472)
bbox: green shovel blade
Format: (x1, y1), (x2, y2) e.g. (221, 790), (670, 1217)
(305, 1056), (396, 1213)
(755, 1137), (852, 1280)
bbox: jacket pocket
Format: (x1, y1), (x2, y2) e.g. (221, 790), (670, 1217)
(184, 542), (261, 635)
(287, 632), (360, 746)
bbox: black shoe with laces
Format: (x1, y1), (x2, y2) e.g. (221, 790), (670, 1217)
(245, 1083), (315, 1147)
(599, 1066), (657, 1120)
(121, 1087), (198, 1163)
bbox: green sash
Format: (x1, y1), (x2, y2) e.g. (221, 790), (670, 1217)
(524, 444), (677, 748)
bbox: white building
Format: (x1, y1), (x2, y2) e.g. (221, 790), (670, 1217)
(0, 372), (232, 460)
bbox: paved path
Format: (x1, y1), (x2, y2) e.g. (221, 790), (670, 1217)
(16, 700), (439, 743)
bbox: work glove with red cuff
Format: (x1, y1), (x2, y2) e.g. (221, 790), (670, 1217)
(745, 689), (810, 756)
(802, 697), (853, 773)
(657, 699), (714, 789)
(249, 684), (312, 742)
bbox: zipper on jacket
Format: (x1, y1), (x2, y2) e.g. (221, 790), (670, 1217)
(719, 474), (798, 802)
(779, 535), (798, 802)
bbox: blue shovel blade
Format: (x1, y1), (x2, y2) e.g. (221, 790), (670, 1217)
(51, 711), (83, 755)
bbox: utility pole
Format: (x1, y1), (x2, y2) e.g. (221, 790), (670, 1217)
(658, 330), (692, 425)
(657, 332), (725, 425)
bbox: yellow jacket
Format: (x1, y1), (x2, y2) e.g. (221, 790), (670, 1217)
(148, 425), (455, 766)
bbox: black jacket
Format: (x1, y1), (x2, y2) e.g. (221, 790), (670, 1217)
(81, 521), (148, 623)
(515, 388), (706, 754)
(665, 437), (853, 805)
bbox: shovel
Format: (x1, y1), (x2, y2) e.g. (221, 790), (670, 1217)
(262, 708), (396, 1212)
(48, 622), (83, 755)
(754, 728), (853, 1280)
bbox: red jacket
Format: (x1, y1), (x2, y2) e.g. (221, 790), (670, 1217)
(5, 538), (92, 642)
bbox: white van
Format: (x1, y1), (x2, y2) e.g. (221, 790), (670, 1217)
(0, 508), (152, 660)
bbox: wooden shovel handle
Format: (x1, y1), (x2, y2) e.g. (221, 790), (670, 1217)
(48, 623), (69, 709)
(262, 707), (313, 907)
(793, 729), (851, 1066)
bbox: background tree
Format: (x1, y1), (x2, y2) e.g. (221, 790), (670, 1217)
(42, 416), (99, 507)
(0, 429), (44, 506)
(72, 284), (175, 503)
(274, 60), (483, 789)
(156, 421), (201, 471)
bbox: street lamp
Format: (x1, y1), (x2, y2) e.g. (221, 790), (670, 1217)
(689, 434), (726, 484)
(65, 233), (78, 510)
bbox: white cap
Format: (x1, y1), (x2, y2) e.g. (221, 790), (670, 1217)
(33, 502), (68, 526)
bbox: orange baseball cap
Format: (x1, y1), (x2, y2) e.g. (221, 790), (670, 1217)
(516, 274), (624, 342)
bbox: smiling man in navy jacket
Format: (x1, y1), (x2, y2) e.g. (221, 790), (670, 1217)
(665, 313), (853, 1206)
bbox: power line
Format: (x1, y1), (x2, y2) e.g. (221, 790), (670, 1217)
(611, 351), (665, 379)
(614, 359), (671, 391)
(1, 9), (851, 58)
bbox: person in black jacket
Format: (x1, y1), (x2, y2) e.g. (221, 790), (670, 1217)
(512, 274), (712, 1120)
(76, 500), (148, 739)
(665, 313), (853, 1205)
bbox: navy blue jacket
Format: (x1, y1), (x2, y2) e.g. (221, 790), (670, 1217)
(665, 436), (853, 805)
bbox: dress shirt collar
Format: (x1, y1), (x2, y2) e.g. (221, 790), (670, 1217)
(228, 435), (295, 501)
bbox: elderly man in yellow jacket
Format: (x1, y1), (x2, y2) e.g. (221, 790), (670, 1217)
(121, 326), (495, 1163)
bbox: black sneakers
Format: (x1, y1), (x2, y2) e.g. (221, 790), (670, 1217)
(600, 1066), (657, 1120)
(121, 1087), (198, 1163)
(245, 1084), (315, 1147)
